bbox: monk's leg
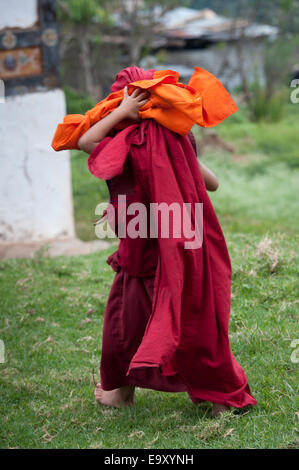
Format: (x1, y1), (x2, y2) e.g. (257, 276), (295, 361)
(95, 383), (135, 408)
(96, 268), (154, 407)
(211, 403), (230, 417)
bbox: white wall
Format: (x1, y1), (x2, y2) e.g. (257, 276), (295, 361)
(0, 0), (38, 29)
(0, 89), (75, 242)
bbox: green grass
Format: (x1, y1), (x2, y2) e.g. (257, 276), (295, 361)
(0, 103), (299, 448)
(214, 103), (299, 169)
(71, 151), (109, 241)
(203, 153), (299, 236)
(0, 234), (298, 448)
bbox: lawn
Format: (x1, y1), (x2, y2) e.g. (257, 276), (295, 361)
(0, 104), (298, 449)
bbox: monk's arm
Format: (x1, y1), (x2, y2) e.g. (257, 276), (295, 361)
(78, 87), (149, 154)
(78, 107), (126, 154)
(199, 161), (219, 192)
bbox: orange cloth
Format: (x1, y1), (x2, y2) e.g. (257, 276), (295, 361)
(51, 67), (238, 151)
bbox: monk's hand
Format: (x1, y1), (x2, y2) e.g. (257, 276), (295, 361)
(118, 86), (150, 121)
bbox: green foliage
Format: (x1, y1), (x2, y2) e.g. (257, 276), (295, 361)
(155, 49), (169, 64)
(246, 36), (298, 123)
(133, 0), (190, 10)
(64, 86), (96, 115)
(58, 0), (111, 25)
(214, 102), (299, 169)
(248, 77), (288, 123)
(263, 37), (298, 89)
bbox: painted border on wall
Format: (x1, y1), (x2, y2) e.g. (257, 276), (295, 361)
(0, 0), (60, 96)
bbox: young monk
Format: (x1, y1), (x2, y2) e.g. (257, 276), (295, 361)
(78, 86), (219, 191)
(52, 66), (257, 417)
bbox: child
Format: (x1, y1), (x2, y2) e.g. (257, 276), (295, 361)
(78, 86), (219, 192)
(52, 66), (257, 417)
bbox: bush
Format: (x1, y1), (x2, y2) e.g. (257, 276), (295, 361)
(248, 71), (288, 123)
(64, 86), (96, 115)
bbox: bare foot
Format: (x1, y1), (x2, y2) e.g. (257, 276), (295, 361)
(211, 403), (230, 417)
(95, 383), (135, 408)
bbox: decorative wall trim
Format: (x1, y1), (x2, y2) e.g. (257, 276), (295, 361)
(0, 0), (60, 96)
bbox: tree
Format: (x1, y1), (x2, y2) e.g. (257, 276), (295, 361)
(57, 0), (113, 100)
(57, 0), (190, 99)
(112, 0), (190, 65)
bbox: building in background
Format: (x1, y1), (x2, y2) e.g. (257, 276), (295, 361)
(0, 0), (75, 244)
(141, 7), (279, 89)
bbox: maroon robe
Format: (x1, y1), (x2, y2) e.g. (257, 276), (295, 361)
(89, 120), (257, 408)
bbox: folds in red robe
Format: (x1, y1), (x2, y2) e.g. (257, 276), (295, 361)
(88, 119), (257, 408)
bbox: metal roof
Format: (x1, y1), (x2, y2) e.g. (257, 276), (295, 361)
(161, 7), (279, 41)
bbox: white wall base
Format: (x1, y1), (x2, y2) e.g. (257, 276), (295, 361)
(0, 89), (75, 242)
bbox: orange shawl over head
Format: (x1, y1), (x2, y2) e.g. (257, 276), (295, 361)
(51, 67), (238, 151)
